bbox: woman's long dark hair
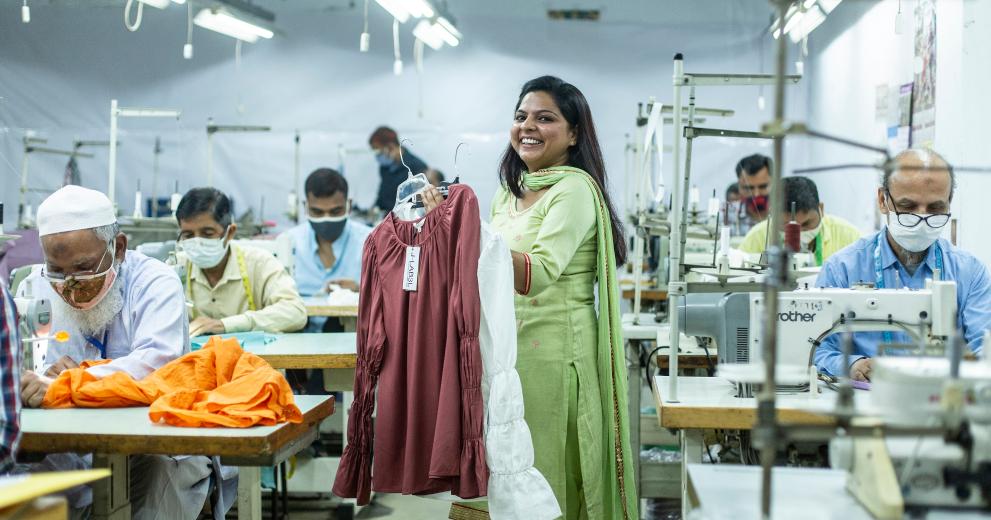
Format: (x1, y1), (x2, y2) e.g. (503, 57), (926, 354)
(498, 75), (627, 265)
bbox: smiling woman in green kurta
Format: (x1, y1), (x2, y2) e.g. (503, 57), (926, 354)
(422, 76), (637, 520)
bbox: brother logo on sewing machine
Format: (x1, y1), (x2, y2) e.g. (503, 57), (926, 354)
(751, 294), (834, 368)
(778, 310), (817, 322)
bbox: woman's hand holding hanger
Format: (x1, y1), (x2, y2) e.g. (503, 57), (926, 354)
(419, 185), (446, 214)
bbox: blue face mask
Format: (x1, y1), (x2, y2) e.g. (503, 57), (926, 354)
(375, 152), (394, 167)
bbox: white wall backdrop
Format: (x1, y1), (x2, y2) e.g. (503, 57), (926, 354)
(0, 1), (807, 233)
(806, 0), (991, 264)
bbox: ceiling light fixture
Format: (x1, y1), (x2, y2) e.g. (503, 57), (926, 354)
(412, 15), (460, 50)
(375, 0), (411, 23)
(137, 0), (184, 9)
(412, 20), (443, 50)
(770, 0), (840, 43)
(374, 0), (436, 23)
(194, 7), (274, 43)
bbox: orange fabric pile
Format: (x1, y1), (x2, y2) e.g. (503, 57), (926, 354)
(43, 336), (302, 428)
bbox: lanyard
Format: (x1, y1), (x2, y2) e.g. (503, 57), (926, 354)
(873, 234), (943, 342)
(814, 231), (823, 266)
(186, 246), (256, 316)
(85, 330), (109, 359)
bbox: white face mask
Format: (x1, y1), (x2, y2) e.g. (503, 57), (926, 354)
(800, 220), (822, 246)
(886, 213), (944, 252)
(180, 235), (230, 269)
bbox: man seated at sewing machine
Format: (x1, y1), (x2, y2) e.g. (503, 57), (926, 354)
(739, 176), (861, 265)
(176, 187), (307, 336)
(288, 168), (371, 332)
(17, 185), (216, 519)
(731, 153), (773, 235)
(814, 148), (991, 381)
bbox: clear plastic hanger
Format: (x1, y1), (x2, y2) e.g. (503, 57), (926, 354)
(393, 139), (429, 220)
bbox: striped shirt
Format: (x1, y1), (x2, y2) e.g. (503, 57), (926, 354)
(0, 285), (21, 473)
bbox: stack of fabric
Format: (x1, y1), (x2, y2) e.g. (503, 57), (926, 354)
(43, 336), (301, 428)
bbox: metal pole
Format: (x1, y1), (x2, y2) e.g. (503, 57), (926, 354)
(108, 99), (119, 209)
(19, 146), (30, 226)
(679, 86), (698, 264)
(666, 53), (685, 402)
(758, 1), (792, 517)
(293, 130), (301, 223)
(207, 129), (214, 187)
(632, 106), (648, 325)
(151, 137), (161, 216)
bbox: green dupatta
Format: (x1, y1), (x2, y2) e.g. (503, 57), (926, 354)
(522, 166), (639, 520)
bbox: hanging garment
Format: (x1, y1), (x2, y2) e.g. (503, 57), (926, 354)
(42, 336), (302, 428)
(334, 185), (486, 504)
(475, 221), (560, 520)
(490, 167), (638, 519)
(62, 156), (81, 186)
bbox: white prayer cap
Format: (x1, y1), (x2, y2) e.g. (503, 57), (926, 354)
(37, 185), (116, 237)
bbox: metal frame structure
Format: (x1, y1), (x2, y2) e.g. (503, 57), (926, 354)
(18, 136), (97, 227)
(205, 120), (271, 187)
(628, 101), (734, 324)
(664, 55), (802, 404)
(108, 99), (181, 209)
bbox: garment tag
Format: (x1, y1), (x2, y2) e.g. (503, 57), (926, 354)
(403, 246), (421, 291)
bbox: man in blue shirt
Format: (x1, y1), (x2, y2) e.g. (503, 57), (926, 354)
(287, 168), (371, 331)
(369, 126), (429, 212)
(815, 148), (991, 380)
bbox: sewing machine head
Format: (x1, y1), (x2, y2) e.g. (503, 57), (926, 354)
(14, 296), (52, 372)
(749, 281), (958, 371)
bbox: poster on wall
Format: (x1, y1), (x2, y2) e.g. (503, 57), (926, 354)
(888, 83), (913, 154)
(911, 0), (937, 148)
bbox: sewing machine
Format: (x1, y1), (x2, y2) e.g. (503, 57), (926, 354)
(749, 281), (958, 372)
(677, 292), (751, 364)
(14, 296), (52, 372)
(829, 355), (991, 516)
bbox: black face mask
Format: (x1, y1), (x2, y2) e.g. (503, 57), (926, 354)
(309, 217), (347, 242)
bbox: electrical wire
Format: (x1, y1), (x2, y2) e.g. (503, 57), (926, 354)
(392, 19), (402, 75)
(123, 0), (144, 32)
(183, 0), (193, 59)
(363, 0), (370, 34)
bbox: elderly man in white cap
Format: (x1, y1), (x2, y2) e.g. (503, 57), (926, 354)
(17, 185), (221, 520)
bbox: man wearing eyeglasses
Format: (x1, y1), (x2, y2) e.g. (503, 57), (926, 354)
(15, 185), (215, 519)
(814, 149), (991, 381)
(176, 187), (306, 337)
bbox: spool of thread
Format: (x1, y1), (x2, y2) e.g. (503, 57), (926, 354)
(784, 221), (801, 252)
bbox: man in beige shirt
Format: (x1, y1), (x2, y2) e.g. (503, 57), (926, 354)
(175, 188), (307, 336)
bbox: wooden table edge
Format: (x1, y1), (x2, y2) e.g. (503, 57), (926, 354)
(19, 396), (336, 463)
(658, 405), (836, 430)
(259, 355), (357, 369)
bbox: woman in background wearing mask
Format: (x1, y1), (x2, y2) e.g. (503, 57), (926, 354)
(368, 126), (430, 213)
(287, 168), (373, 332)
(176, 187), (306, 337)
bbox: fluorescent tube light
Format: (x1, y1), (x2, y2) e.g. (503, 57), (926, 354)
(435, 16), (461, 46)
(194, 8), (273, 43)
(770, 0), (840, 42)
(405, 0), (434, 18)
(375, 0), (410, 23)
(413, 20), (443, 50)
(137, 0), (170, 8)
(790, 7), (826, 43)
